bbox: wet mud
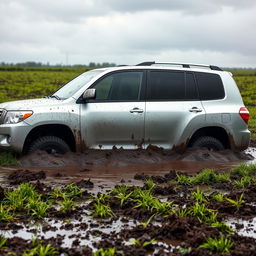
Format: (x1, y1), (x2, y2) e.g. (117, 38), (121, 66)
(20, 147), (254, 168)
(8, 169), (46, 185)
(2, 147), (246, 183)
(1, 169), (256, 255)
(0, 145), (256, 255)
(6, 146), (252, 192)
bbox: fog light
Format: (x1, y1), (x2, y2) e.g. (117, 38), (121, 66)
(0, 135), (11, 147)
(7, 136), (11, 144)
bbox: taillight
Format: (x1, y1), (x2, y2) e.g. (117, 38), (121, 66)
(239, 107), (250, 124)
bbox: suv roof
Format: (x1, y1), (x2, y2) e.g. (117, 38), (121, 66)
(101, 62), (226, 76)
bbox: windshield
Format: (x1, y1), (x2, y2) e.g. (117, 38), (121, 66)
(52, 70), (104, 99)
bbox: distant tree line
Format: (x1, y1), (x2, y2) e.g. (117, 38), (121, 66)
(1, 62), (254, 70)
(0, 61), (117, 68)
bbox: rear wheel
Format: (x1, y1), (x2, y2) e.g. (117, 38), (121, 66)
(28, 136), (70, 154)
(191, 136), (225, 151)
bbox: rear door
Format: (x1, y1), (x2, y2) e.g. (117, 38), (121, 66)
(144, 70), (205, 149)
(195, 72), (226, 123)
(80, 70), (146, 149)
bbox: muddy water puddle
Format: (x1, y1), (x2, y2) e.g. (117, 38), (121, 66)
(227, 217), (256, 239)
(245, 146), (256, 163)
(2, 214), (139, 251)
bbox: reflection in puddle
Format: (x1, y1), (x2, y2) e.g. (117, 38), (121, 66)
(245, 147), (256, 164)
(1, 215), (139, 251)
(227, 217), (256, 239)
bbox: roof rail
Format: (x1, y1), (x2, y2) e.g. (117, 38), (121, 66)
(136, 61), (223, 71)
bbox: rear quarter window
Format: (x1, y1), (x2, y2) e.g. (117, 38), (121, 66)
(195, 72), (225, 100)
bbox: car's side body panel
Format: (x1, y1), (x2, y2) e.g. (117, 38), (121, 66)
(144, 100), (205, 149)
(80, 102), (145, 149)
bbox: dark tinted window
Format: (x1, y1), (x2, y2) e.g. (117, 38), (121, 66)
(195, 72), (224, 100)
(147, 71), (198, 101)
(93, 75), (112, 100)
(93, 71), (143, 101)
(186, 73), (198, 100)
(147, 71), (185, 100)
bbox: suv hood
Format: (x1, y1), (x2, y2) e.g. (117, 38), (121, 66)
(0, 98), (65, 111)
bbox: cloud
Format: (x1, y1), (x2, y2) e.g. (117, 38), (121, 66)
(0, 0), (255, 67)
(102, 0), (256, 14)
(2, 0), (256, 22)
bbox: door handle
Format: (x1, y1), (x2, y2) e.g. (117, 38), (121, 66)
(189, 107), (202, 113)
(130, 107), (144, 113)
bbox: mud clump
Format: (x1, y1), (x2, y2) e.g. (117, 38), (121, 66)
(8, 169), (46, 185)
(74, 178), (94, 188)
(79, 168), (92, 172)
(134, 170), (178, 184)
(53, 172), (64, 177)
(154, 184), (176, 195)
(0, 186), (5, 200)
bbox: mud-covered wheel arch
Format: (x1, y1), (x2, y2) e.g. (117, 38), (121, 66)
(23, 124), (76, 154)
(189, 126), (229, 150)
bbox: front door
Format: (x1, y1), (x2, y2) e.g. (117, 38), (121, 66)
(80, 70), (145, 149)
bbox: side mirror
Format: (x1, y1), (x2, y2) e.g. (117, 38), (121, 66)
(83, 88), (96, 100)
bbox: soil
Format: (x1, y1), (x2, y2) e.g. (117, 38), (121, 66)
(20, 147), (254, 168)
(8, 169), (46, 185)
(0, 145), (256, 255)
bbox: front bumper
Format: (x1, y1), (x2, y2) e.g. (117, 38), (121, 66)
(0, 122), (31, 153)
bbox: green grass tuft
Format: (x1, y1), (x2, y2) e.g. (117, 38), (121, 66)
(199, 236), (234, 253)
(0, 151), (19, 166)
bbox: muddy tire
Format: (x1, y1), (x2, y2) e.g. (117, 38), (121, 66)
(28, 136), (70, 154)
(191, 136), (225, 151)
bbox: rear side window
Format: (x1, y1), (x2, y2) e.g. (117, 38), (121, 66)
(195, 72), (225, 100)
(147, 71), (198, 101)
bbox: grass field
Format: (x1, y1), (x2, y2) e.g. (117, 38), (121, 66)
(0, 66), (89, 102)
(229, 70), (256, 137)
(0, 66), (255, 137)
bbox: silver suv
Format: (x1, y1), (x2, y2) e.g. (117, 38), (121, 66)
(0, 62), (251, 154)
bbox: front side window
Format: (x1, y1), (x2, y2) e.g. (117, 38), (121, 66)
(92, 71), (143, 101)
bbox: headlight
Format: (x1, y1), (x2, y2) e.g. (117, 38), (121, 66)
(3, 111), (33, 124)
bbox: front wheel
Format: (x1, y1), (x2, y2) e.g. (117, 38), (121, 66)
(28, 136), (71, 154)
(191, 136), (225, 151)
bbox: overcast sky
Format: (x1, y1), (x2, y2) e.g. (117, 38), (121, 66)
(0, 0), (256, 67)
